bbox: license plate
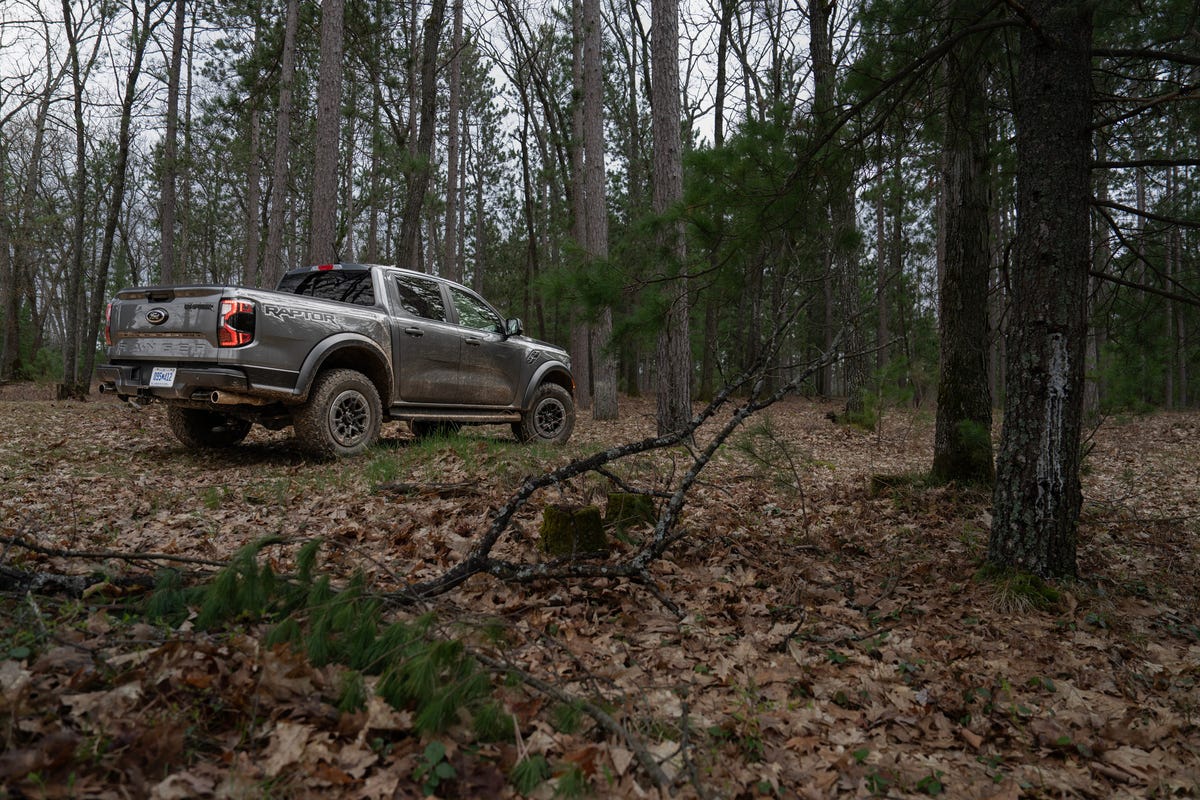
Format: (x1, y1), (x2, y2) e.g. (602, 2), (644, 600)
(148, 366), (177, 387)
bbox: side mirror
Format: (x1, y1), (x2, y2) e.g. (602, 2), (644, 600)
(505, 317), (524, 337)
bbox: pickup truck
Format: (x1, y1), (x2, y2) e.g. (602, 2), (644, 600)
(98, 263), (575, 457)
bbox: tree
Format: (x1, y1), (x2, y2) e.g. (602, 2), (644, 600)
(810, 0), (866, 414)
(582, 0), (617, 420)
(308, 0), (346, 265)
(651, 0), (691, 435)
(77, 0), (169, 394)
(988, 0), (1093, 578)
(262, 0), (300, 288)
(444, 0), (463, 282)
(397, 0), (448, 271)
(159, 0), (185, 283)
(931, 0), (995, 485)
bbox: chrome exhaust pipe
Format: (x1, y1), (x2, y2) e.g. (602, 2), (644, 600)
(211, 391), (270, 406)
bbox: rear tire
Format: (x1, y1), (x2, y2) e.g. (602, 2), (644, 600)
(513, 383), (575, 445)
(294, 369), (382, 458)
(167, 407), (252, 449)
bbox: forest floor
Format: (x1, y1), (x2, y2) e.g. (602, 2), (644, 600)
(0, 384), (1198, 799)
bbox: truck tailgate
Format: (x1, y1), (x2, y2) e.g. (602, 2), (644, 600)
(107, 286), (226, 360)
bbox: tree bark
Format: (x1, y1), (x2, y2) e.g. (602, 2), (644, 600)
(569, 0), (593, 410)
(932, 0), (994, 486)
(398, 0), (448, 271)
(652, 0), (691, 436)
(583, 0), (617, 420)
(810, 0), (865, 416)
(263, 0), (300, 287)
(308, 0), (345, 265)
(244, 97), (262, 286)
(60, 0), (90, 395)
(988, 0), (1093, 579)
(159, 0), (185, 283)
(444, 0), (463, 281)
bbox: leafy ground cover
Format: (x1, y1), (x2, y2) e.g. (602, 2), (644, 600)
(0, 384), (1198, 798)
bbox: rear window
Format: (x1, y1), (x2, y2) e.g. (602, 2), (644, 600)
(277, 270), (376, 306)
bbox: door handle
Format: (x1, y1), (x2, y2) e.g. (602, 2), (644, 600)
(464, 338), (481, 346)
(404, 327), (423, 337)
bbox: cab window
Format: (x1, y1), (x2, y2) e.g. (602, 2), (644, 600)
(450, 288), (503, 333)
(395, 275), (447, 321)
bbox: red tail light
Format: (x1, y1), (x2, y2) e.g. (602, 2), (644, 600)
(218, 299), (255, 347)
(104, 303), (113, 345)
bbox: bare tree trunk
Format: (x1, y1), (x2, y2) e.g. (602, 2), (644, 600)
(652, 0), (691, 435)
(244, 99), (262, 285)
(569, 0), (593, 410)
(308, 0), (345, 265)
(263, 0), (300, 287)
(1164, 167), (1176, 408)
(874, 134), (889, 374)
(179, 18), (195, 281)
(444, 0), (463, 282)
(159, 0), (185, 283)
(810, 0), (865, 416)
(4, 24), (65, 380)
(60, 0), (93, 396)
(80, 1), (163, 392)
(698, 0), (731, 402)
(932, 0), (994, 485)
(989, 0), (1092, 579)
(398, 0), (448, 271)
(583, 0), (617, 419)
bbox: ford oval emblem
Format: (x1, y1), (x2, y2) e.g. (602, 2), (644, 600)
(146, 308), (169, 325)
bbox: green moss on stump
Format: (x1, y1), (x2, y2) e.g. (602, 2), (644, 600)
(539, 505), (608, 558)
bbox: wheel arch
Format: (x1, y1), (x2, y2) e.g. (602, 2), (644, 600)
(296, 335), (393, 406)
(522, 362), (574, 409)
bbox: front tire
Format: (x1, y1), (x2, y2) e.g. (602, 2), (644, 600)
(293, 369), (382, 458)
(513, 383), (575, 445)
(167, 407), (252, 449)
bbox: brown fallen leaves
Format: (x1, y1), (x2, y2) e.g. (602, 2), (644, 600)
(0, 387), (1198, 798)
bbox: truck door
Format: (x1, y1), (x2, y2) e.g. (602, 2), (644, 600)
(389, 274), (462, 404)
(448, 287), (523, 407)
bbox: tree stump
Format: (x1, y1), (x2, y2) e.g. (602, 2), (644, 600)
(604, 492), (656, 533)
(539, 505), (608, 558)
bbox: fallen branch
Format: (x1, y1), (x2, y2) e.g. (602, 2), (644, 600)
(390, 325), (839, 608)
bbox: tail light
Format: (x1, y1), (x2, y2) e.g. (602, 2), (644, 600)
(218, 299), (255, 347)
(104, 303), (113, 345)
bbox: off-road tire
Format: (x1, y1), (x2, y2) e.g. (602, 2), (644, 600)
(512, 383), (575, 445)
(166, 407), (252, 449)
(293, 369), (382, 458)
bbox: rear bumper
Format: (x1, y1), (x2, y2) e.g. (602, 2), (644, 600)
(97, 363), (249, 401)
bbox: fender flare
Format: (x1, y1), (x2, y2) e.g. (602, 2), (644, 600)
(295, 334), (393, 402)
(522, 361), (575, 409)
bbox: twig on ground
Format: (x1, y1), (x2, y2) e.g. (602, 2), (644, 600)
(475, 651), (676, 794)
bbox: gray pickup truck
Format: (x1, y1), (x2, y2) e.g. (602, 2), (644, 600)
(98, 263), (575, 456)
